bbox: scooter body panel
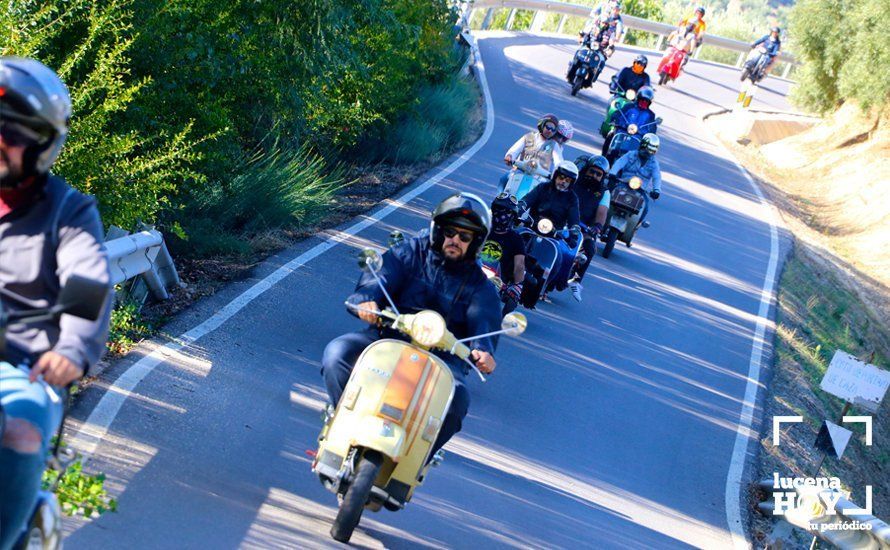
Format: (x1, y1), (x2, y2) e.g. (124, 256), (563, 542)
(314, 339), (455, 505)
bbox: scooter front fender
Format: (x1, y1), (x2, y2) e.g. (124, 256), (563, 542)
(350, 416), (406, 459)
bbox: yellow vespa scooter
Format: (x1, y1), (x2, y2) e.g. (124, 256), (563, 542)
(312, 248), (527, 543)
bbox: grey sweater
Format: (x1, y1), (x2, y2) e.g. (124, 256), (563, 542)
(0, 175), (112, 376)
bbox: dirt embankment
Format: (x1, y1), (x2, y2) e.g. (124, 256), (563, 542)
(707, 104), (890, 548)
(710, 103), (890, 331)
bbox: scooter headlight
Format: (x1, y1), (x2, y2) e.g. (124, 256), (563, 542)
(628, 124), (638, 135)
(410, 310), (446, 348)
(537, 218), (554, 234)
(628, 177), (643, 190)
(626, 89), (637, 100)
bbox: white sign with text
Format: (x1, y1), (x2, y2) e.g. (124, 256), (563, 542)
(820, 350), (890, 412)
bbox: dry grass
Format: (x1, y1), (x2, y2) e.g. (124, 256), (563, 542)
(707, 106), (890, 547)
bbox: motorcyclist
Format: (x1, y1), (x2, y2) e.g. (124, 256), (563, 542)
(520, 161), (582, 301)
(0, 57), (112, 550)
(609, 133), (661, 228)
(567, 155), (611, 302)
(611, 55), (651, 95)
(603, 85), (657, 158)
(499, 113), (563, 193)
(321, 192), (501, 459)
(750, 26), (782, 77)
(567, 23), (617, 84)
(481, 194), (528, 315)
(677, 6), (706, 67)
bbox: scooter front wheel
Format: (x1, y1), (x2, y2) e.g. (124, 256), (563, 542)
(330, 450), (383, 543)
(601, 227), (619, 258)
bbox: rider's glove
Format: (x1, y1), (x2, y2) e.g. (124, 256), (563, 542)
(649, 190), (660, 200)
(503, 283), (523, 303)
(586, 222), (603, 238)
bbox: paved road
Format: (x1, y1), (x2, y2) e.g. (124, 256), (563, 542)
(65, 32), (791, 549)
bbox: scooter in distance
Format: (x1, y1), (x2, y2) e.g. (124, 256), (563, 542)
(568, 38), (608, 96)
(601, 176), (647, 258)
(603, 113), (662, 165)
(502, 159), (551, 200)
(312, 249), (528, 543)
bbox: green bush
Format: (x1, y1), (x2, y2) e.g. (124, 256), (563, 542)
(0, 0), (205, 229)
(361, 75), (477, 165)
(789, 0), (888, 113)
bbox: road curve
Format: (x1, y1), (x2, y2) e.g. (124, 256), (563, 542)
(64, 32), (792, 549)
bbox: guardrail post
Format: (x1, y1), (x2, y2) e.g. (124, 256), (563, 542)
(556, 14), (567, 34)
(693, 46), (702, 59)
(505, 9), (517, 30)
(736, 51), (745, 67)
(530, 10), (546, 32)
(655, 35), (665, 51)
(480, 8), (495, 30)
(782, 63), (792, 79)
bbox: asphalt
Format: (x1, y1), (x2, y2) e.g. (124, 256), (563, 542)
(63, 32), (793, 549)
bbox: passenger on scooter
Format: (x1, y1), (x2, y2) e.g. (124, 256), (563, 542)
(603, 85), (657, 157)
(521, 161), (583, 300)
(0, 57), (112, 550)
(321, 192), (501, 459)
(750, 26), (782, 77)
(677, 6), (707, 67)
(567, 155), (611, 302)
(482, 194), (528, 315)
(499, 114), (563, 193)
(611, 55), (651, 95)
(609, 133), (661, 227)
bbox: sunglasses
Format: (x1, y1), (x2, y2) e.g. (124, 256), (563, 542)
(0, 120), (51, 147)
(589, 169), (605, 179)
(543, 123), (557, 133)
(443, 226), (475, 243)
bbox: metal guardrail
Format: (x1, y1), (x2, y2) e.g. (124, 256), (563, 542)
(106, 229), (179, 301)
(758, 478), (890, 549)
(464, 0), (796, 77)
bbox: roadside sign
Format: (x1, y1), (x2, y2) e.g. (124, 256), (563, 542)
(814, 421), (853, 459)
(820, 350), (890, 413)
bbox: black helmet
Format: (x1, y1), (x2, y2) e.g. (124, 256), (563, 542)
(0, 57), (71, 184)
(633, 54), (648, 68)
(578, 155), (610, 187)
(695, 6), (705, 16)
(430, 192), (491, 258)
(637, 85), (655, 107)
(537, 113), (559, 134)
(491, 193), (519, 232)
(770, 26), (781, 35)
(491, 192), (519, 215)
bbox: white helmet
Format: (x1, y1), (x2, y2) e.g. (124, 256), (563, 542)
(556, 120), (574, 142)
(551, 160), (579, 191)
(0, 57), (72, 177)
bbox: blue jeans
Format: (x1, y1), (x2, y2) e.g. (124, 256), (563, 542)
(321, 328), (470, 457)
(0, 362), (63, 550)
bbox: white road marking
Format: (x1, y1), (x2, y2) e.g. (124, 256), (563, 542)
(70, 35), (497, 459)
(713, 120), (783, 550)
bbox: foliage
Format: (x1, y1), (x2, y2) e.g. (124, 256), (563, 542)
(107, 300), (155, 354)
(0, 0), (205, 229)
(42, 456), (117, 517)
(361, 74), (478, 164)
(791, 0), (890, 113)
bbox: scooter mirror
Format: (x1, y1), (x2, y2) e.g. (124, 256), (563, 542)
(358, 249), (383, 273)
(388, 230), (405, 248)
(501, 312), (528, 337)
(655, 117), (663, 125)
(57, 275), (109, 321)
